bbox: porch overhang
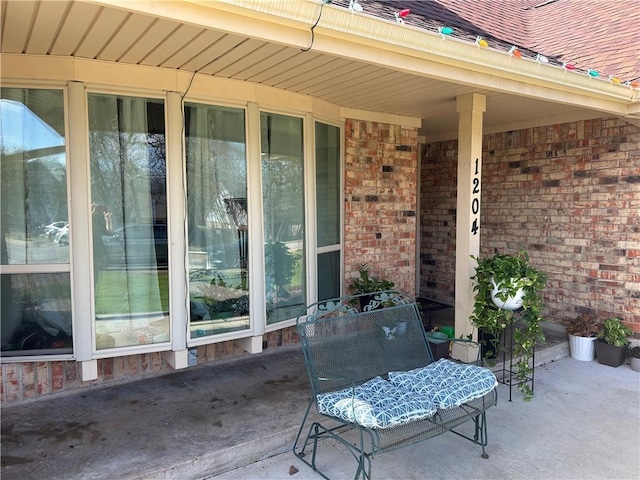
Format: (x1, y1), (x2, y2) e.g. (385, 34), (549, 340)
(2, 0), (638, 141)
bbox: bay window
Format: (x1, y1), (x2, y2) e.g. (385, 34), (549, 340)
(2, 83), (342, 362)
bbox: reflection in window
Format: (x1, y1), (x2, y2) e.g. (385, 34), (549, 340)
(1, 88), (72, 357)
(185, 103), (250, 338)
(88, 94), (169, 350)
(0, 274), (72, 356)
(261, 113), (305, 324)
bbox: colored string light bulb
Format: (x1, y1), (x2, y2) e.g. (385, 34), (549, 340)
(536, 54), (549, 63)
(395, 9), (410, 23)
(438, 26), (454, 36)
(508, 46), (522, 58)
(349, 0), (363, 12)
(475, 36), (488, 48)
(587, 69), (600, 77)
(609, 75), (621, 84)
(562, 62), (576, 71)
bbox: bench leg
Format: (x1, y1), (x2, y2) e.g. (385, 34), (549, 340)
(474, 412), (489, 459)
(293, 401), (374, 480)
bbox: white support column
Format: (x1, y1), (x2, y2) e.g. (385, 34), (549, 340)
(453, 93), (485, 362)
(164, 90), (189, 369)
(67, 81), (97, 380)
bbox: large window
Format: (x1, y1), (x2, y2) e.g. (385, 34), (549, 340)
(2, 83), (343, 360)
(316, 122), (342, 300)
(185, 103), (249, 338)
(261, 113), (305, 324)
(88, 94), (169, 350)
(1, 88), (72, 357)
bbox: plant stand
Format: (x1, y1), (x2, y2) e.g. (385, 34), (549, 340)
(492, 318), (535, 402)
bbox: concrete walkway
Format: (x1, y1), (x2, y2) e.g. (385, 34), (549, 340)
(1, 323), (638, 480)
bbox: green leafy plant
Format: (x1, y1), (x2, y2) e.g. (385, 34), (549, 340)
(348, 263), (395, 295)
(597, 317), (632, 347)
(565, 313), (601, 338)
(470, 251), (547, 400)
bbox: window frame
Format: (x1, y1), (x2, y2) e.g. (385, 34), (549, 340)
(0, 83), (74, 362)
(1, 80), (344, 362)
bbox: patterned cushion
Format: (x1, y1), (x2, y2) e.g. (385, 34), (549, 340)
(316, 376), (436, 428)
(388, 359), (497, 409)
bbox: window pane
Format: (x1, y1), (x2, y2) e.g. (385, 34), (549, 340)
(1, 273), (72, 356)
(185, 103), (249, 338)
(261, 113), (305, 324)
(1, 88), (68, 265)
(318, 251), (340, 301)
(1, 88), (71, 358)
(88, 94), (169, 349)
(315, 122), (341, 247)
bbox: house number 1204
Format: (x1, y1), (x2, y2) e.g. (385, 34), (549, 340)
(471, 158), (480, 235)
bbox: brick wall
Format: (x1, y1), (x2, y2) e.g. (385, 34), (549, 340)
(1, 327), (298, 403)
(420, 117), (640, 331)
(344, 119), (419, 295)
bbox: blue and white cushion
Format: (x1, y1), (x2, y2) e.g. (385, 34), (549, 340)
(316, 376), (436, 428)
(388, 359), (497, 409)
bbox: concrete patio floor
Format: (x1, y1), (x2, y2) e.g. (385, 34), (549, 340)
(211, 356), (640, 480)
(1, 316), (638, 480)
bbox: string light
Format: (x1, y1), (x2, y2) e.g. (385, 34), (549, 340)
(349, 0), (363, 13)
(335, 3), (633, 89)
(395, 9), (410, 23)
(475, 36), (488, 48)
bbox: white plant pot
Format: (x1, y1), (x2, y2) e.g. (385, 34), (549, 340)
(568, 333), (597, 361)
(490, 278), (525, 311)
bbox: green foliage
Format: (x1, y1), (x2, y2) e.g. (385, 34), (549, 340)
(470, 251), (547, 401)
(265, 241), (297, 292)
(597, 317), (632, 347)
(348, 263), (395, 295)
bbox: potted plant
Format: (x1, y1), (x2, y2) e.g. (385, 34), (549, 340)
(565, 313), (601, 361)
(348, 263), (395, 309)
(594, 317), (632, 367)
(470, 251), (546, 400)
(629, 345), (640, 373)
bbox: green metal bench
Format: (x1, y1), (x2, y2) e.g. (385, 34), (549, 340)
(293, 291), (498, 480)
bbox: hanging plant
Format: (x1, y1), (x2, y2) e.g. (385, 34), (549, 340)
(470, 251), (547, 400)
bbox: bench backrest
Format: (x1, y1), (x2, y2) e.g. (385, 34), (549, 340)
(296, 291), (434, 397)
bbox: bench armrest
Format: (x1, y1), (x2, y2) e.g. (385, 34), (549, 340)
(316, 371), (359, 392)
